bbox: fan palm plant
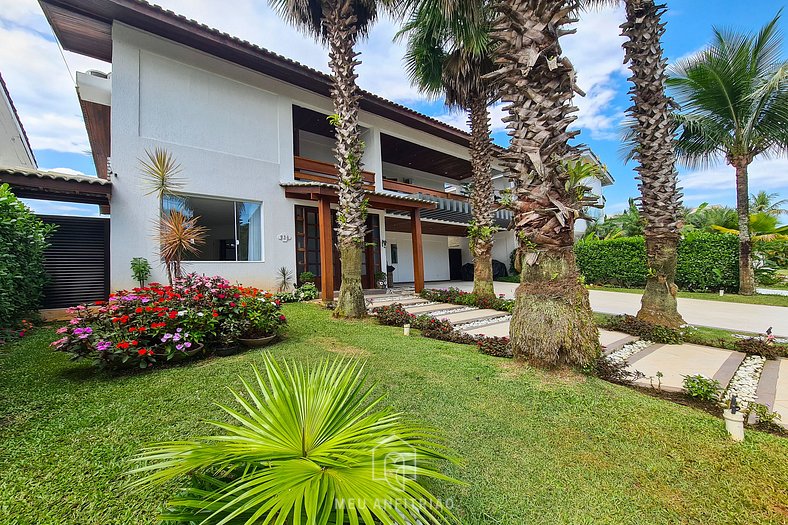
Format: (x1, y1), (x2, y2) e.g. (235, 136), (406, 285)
(129, 355), (460, 524)
(668, 13), (788, 295)
(268, 0), (386, 318)
(486, 0), (602, 366)
(398, 0), (498, 299)
(619, 0), (685, 327)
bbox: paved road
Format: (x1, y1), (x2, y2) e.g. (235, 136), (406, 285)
(427, 281), (787, 336)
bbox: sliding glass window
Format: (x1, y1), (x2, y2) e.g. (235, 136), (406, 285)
(162, 195), (262, 262)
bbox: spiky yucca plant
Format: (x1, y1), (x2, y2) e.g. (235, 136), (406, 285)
(156, 210), (207, 284)
(140, 147), (185, 201)
(129, 355), (460, 525)
(487, 0), (600, 366)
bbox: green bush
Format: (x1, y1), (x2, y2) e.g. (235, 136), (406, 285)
(756, 240), (788, 268)
(575, 237), (648, 287)
(575, 233), (739, 292)
(676, 232), (738, 291)
(0, 184), (55, 335)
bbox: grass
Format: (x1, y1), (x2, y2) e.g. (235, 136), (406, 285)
(588, 285), (788, 307)
(2, 304), (788, 524)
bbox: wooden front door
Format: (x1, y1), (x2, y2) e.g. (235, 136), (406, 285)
(332, 212), (381, 289)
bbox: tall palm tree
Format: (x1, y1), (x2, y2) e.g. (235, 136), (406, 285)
(668, 13), (788, 295)
(750, 190), (787, 217)
(487, 0), (601, 366)
(269, 0), (382, 317)
(398, 0), (499, 299)
(619, 0), (685, 327)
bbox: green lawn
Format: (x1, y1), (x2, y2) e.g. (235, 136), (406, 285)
(588, 285), (788, 307)
(2, 304), (788, 524)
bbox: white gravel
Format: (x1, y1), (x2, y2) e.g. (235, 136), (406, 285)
(606, 339), (653, 363)
(455, 315), (512, 329)
(722, 354), (767, 408)
(427, 306), (476, 317)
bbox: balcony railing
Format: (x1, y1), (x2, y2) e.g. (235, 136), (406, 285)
(381, 179), (468, 202)
(294, 156), (375, 190)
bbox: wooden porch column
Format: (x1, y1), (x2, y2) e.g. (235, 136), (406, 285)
(411, 208), (425, 293)
(318, 197), (334, 301)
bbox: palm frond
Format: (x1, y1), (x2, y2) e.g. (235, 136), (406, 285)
(129, 355), (462, 525)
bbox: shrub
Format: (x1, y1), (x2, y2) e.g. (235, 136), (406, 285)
(756, 239), (788, 268)
(676, 232), (739, 291)
(130, 257), (151, 287)
(682, 374), (721, 402)
(276, 282), (319, 303)
(605, 315), (683, 344)
(298, 271), (315, 284)
(129, 356), (461, 524)
(586, 356), (644, 385)
(575, 237), (648, 287)
(477, 337), (512, 358)
(51, 274), (285, 370)
(0, 184), (55, 339)
(575, 232), (740, 291)
(732, 337), (783, 359)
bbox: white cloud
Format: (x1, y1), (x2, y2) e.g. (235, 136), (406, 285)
(679, 157), (788, 206)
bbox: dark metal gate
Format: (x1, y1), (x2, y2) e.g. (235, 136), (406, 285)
(39, 215), (109, 309)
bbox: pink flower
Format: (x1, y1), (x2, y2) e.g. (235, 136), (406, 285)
(69, 318), (81, 325)
(56, 327), (68, 334)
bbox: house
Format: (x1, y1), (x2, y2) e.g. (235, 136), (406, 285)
(0, 72), (36, 170)
(38, 0), (611, 300)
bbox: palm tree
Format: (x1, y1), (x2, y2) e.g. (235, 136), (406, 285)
(487, 0), (602, 366)
(668, 13), (788, 295)
(620, 0), (685, 327)
(398, 0), (498, 299)
(750, 190), (787, 216)
(713, 212), (788, 241)
(269, 0), (383, 317)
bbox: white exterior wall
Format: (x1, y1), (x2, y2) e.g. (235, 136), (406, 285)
(385, 231), (449, 283)
(110, 24), (296, 290)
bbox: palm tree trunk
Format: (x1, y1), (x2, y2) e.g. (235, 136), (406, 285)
(734, 160), (756, 295)
(622, 0), (685, 328)
(490, 0), (599, 367)
(325, 0), (367, 317)
(468, 97), (495, 299)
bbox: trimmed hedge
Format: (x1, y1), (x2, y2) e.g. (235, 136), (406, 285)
(574, 237), (647, 288)
(0, 184), (55, 336)
(575, 232), (739, 292)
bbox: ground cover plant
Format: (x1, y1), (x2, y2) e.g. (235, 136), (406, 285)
(587, 285), (788, 308)
(3, 303), (788, 523)
(51, 274), (287, 370)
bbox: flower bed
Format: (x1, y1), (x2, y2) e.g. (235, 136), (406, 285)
(373, 303), (511, 358)
(420, 288), (514, 312)
(52, 274), (286, 370)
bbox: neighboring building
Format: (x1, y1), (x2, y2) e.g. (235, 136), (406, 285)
(0, 72), (36, 170)
(39, 0), (611, 300)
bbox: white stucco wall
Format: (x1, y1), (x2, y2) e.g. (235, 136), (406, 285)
(110, 23), (296, 291)
(385, 231), (450, 283)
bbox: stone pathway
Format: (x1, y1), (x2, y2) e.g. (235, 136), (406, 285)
(368, 293), (788, 428)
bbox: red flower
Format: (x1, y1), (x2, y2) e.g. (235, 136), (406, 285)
(168, 311), (178, 319)
(137, 348), (147, 356)
(279, 315), (286, 322)
(212, 311), (219, 318)
(134, 307), (143, 314)
(229, 302), (236, 307)
(117, 341), (130, 349)
(131, 340), (138, 346)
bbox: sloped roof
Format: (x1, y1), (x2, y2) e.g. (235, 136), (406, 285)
(0, 72), (37, 168)
(39, 0), (476, 148)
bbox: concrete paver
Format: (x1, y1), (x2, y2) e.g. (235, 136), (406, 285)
(461, 320), (510, 337)
(434, 308), (508, 324)
(405, 303), (465, 314)
(772, 359), (788, 428)
(599, 330), (637, 353)
(629, 343), (745, 392)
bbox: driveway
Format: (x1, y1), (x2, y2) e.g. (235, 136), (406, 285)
(426, 281), (787, 337)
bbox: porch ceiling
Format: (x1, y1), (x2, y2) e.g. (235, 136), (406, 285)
(381, 133), (472, 181)
(385, 216), (468, 236)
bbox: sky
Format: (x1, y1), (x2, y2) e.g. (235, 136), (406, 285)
(1, 0), (787, 217)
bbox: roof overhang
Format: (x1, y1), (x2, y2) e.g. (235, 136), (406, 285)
(39, 0), (476, 149)
(0, 166), (111, 206)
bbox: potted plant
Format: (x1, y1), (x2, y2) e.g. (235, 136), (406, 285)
(130, 257), (152, 288)
(239, 297), (287, 348)
(298, 271), (316, 285)
(375, 271), (388, 289)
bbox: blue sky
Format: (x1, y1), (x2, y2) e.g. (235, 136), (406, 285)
(1, 0), (786, 217)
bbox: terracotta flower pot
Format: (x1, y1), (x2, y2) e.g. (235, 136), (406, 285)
(239, 334), (277, 348)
